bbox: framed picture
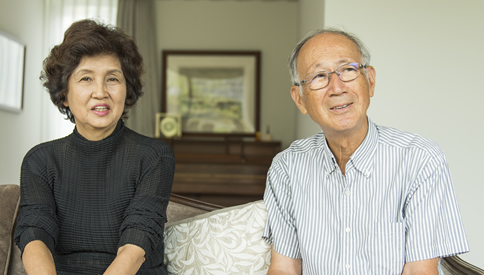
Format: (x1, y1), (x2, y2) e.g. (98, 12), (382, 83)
(0, 30), (26, 112)
(162, 50), (260, 137)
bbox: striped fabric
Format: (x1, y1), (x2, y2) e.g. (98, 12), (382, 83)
(262, 118), (469, 275)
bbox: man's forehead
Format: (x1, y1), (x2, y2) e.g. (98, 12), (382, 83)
(304, 32), (359, 52)
(298, 33), (361, 69)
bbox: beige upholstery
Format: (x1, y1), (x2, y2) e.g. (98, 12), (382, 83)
(166, 201), (210, 224)
(0, 185), (25, 275)
(0, 185), (16, 275)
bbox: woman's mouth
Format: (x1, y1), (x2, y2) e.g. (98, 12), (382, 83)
(93, 106), (109, 111)
(91, 104), (110, 116)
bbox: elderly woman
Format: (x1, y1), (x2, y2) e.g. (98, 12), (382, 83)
(14, 19), (175, 275)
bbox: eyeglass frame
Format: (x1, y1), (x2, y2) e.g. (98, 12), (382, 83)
(295, 62), (369, 90)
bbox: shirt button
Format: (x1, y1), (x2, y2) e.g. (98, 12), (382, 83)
(345, 227), (351, 233)
(345, 190), (351, 196)
(345, 264), (351, 269)
(364, 170), (370, 177)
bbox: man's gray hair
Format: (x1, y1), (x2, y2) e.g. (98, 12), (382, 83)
(289, 28), (371, 86)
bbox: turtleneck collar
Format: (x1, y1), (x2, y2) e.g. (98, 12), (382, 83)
(72, 119), (125, 145)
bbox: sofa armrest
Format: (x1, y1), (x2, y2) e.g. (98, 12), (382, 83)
(442, 255), (484, 275)
(169, 193), (223, 212)
(0, 184), (20, 275)
(166, 193), (223, 224)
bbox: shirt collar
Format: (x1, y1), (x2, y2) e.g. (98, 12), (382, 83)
(321, 117), (378, 178)
(321, 135), (338, 177)
(349, 118), (378, 178)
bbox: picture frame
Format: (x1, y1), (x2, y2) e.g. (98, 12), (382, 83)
(0, 30), (26, 112)
(161, 50), (260, 137)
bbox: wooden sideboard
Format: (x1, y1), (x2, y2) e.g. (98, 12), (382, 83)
(160, 137), (281, 206)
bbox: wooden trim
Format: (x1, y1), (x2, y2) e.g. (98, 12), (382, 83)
(442, 256), (484, 275)
(169, 193), (224, 211)
(175, 173), (266, 180)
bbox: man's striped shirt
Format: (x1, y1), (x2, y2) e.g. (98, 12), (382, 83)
(262, 118), (468, 275)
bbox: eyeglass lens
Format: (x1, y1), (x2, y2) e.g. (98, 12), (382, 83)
(307, 63), (361, 90)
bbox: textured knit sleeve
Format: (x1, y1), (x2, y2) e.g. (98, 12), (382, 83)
(262, 153), (301, 259)
(14, 147), (59, 254)
(404, 152), (469, 262)
(118, 140), (175, 258)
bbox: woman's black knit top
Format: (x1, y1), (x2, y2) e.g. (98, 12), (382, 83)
(14, 120), (175, 274)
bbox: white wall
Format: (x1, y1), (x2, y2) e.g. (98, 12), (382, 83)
(296, 0), (483, 266)
(294, 0), (326, 138)
(0, 0), (45, 185)
(155, 1), (300, 148)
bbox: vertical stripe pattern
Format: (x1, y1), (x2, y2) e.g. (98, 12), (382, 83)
(263, 119), (469, 275)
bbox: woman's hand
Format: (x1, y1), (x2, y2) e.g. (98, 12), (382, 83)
(103, 244), (146, 275)
(23, 240), (57, 275)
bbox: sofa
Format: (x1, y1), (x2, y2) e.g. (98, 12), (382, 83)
(1, 184), (483, 275)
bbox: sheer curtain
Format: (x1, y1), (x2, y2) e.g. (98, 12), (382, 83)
(41, 0), (118, 141)
(117, 0), (160, 137)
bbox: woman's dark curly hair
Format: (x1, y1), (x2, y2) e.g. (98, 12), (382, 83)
(40, 19), (144, 123)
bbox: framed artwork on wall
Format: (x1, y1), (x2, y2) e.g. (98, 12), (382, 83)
(161, 50), (261, 137)
(0, 30), (26, 112)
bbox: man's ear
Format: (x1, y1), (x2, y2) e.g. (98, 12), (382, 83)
(366, 66), (376, 97)
(291, 86), (308, 115)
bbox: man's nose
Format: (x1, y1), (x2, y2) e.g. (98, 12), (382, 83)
(326, 72), (345, 95)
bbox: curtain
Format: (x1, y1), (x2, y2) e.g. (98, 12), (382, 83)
(117, 0), (160, 137)
(42, 0), (118, 141)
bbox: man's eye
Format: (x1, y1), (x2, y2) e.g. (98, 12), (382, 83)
(342, 66), (357, 72)
(311, 72), (327, 80)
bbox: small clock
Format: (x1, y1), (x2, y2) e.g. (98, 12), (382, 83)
(155, 113), (181, 138)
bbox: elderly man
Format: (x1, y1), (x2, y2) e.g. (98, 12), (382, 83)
(262, 28), (469, 275)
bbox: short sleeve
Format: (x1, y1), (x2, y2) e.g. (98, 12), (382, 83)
(404, 152), (469, 262)
(262, 155), (301, 259)
(118, 141), (175, 259)
(14, 148), (59, 254)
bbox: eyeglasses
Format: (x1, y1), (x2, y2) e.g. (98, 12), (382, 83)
(295, 62), (368, 90)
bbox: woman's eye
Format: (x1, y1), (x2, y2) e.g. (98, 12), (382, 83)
(108, 77), (119, 82)
(80, 77), (91, 81)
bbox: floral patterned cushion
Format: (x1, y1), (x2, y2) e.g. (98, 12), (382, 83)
(163, 200), (271, 274)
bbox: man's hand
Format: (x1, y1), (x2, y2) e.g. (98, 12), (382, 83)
(267, 247), (302, 275)
(402, 257), (439, 275)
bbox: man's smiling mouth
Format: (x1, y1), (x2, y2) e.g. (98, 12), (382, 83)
(331, 103), (352, 110)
